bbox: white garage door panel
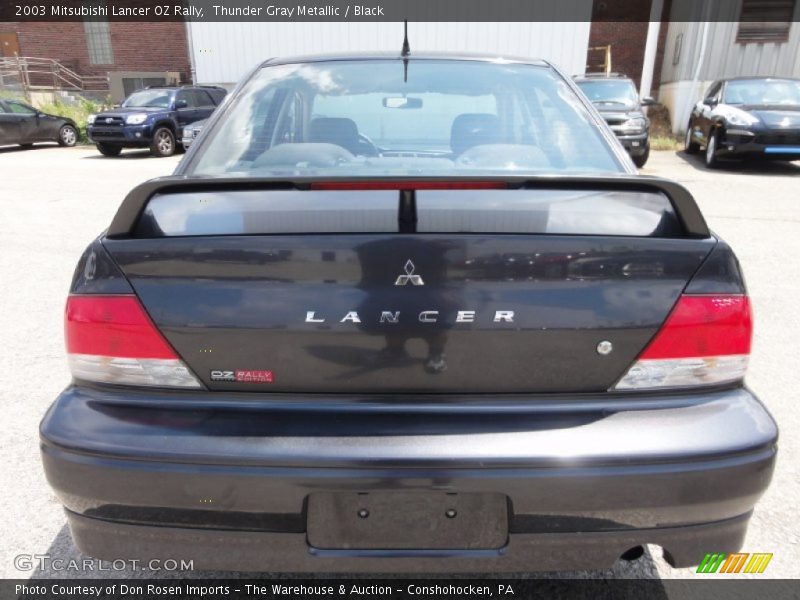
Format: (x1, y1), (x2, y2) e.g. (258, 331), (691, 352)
(190, 20), (593, 85)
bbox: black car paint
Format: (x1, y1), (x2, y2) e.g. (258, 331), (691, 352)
(687, 77), (800, 162)
(103, 232), (712, 394)
(41, 55), (777, 572)
(0, 99), (76, 147)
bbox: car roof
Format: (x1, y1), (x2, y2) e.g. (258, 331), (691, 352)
(722, 76), (800, 83)
(574, 75), (634, 83)
(260, 52), (552, 68)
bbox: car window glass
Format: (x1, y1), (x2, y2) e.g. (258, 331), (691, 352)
(192, 89), (215, 108)
(176, 90), (196, 109)
(7, 101), (36, 115)
(122, 90), (173, 108)
(705, 82), (722, 101)
(312, 92), (496, 152)
(576, 80), (639, 107)
(208, 89), (227, 105)
(190, 60), (621, 177)
(274, 91), (301, 145)
(723, 79), (800, 106)
(0, 103), (6, 113)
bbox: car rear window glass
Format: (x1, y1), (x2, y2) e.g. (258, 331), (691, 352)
(188, 60), (621, 178)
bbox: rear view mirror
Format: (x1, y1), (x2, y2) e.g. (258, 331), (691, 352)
(382, 97), (423, 109)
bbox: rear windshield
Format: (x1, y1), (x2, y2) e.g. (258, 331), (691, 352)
(188, 59), (621, 178)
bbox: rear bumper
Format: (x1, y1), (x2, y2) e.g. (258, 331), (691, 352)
(40, 385), (777, 573)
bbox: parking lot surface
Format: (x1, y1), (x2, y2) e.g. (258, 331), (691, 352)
(1, 145), (797, 580)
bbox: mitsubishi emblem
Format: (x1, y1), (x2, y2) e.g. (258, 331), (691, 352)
(395, 260), (424, 286)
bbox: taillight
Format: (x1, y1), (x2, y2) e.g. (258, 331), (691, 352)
(65, 295), (202, 389)
(614, 295), (752, 390)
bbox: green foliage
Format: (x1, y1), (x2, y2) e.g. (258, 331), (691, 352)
(650, 135), (683, 151)
(646, 104), (683, 151)
(36, 96), (110, 143)
(0, 89), (25, 102)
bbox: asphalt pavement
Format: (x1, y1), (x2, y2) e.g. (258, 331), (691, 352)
(0, 144), (797, 580)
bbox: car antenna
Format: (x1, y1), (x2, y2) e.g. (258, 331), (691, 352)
(401, 20), (410, 82)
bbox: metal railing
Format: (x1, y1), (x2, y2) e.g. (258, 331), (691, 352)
(0, 55), (108, 97)
(586, 45), (613, 75)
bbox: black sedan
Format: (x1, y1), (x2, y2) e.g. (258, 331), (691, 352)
(0, 99), (78, 148)
(685, 77), (800, 168)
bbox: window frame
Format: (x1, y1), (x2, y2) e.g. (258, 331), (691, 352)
(6, 101), (37, 115)
(180, 58), (630, 177)
(736, 0), (796, 44)
(83, 19), (114, 65)
(192, 89), (216, 109)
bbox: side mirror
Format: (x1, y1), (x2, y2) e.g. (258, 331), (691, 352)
(641, 96), (657, 107)
(174, 99), (188, 109)
(704, 97), (718, 108)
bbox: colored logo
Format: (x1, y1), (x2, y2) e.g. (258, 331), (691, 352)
(697, 552), (773, 574)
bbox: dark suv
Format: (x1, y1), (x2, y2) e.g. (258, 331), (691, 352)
(575, 74), (654, 168)
(87, 85), (226, 157)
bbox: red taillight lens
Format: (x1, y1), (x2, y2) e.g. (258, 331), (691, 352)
(66, 296), (177, 359)
(309, 181), (509, 191)
(614, 295), (752, 391)
(65, 295), (201, 388)
(640, 295), (752, 359)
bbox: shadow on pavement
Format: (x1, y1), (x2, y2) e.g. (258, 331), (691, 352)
(0, 143), (60, 154)
(80, 149), (172, 160)
(675, 150), (800, 176)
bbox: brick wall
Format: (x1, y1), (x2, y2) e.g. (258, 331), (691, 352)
(0, 22), (190, 82)
(587, 0), (670, 91)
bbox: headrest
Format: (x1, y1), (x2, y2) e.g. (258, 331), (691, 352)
(450, 113), (502, 156)
(309, 117), (360, 154)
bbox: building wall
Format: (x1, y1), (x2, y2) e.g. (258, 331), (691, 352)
(0, 22), (191, 81)
(659, 0), (800, 133)
(586, 20), (669, 89)
(661, 20), (800, 85)
(586, 0), (670, 90)
(188, 19), (593, 86)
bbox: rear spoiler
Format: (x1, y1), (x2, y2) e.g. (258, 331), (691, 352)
(105, 175), (710, 239)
